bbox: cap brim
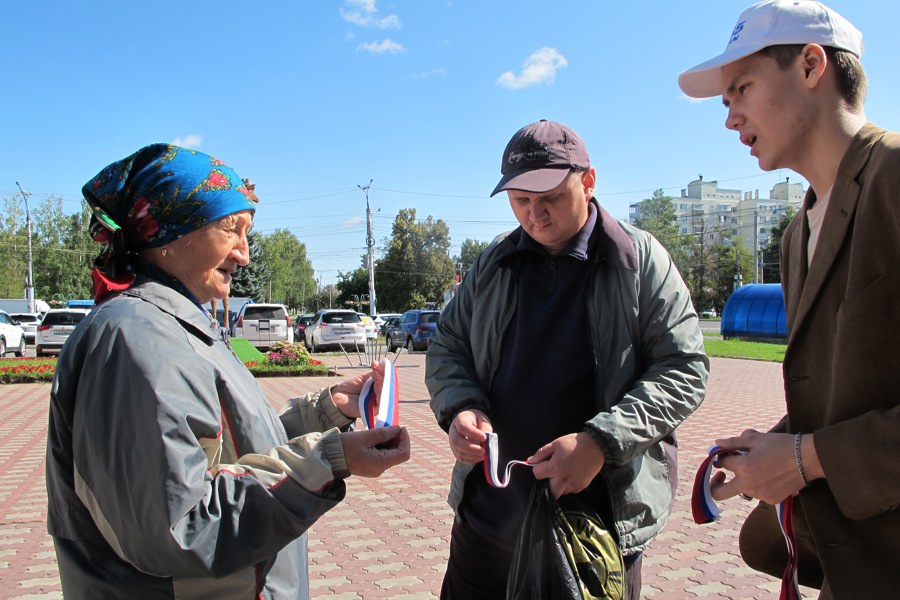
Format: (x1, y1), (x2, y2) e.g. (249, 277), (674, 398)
(678, 44), (763, 98)
(490, 167), (570, 197)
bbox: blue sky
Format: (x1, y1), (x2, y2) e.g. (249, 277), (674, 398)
(3, 1), (898, 285)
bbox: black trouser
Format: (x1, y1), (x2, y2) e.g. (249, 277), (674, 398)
(441, 518), (643, 600)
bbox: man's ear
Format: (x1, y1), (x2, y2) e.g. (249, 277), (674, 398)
(581, 167), (597, 198)
(798, 43), (827, 89)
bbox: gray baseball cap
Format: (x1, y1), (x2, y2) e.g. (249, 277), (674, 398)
(491, 120), (590, 197)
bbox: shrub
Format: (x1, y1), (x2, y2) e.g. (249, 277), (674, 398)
(267, 341), (313, 366)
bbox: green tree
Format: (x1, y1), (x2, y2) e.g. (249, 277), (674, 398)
(376, 208), (455, 311)
(761, 206), (797, 283)
(0, 196), (27, 297)
(31, 197), (93, 301)
(336, 267), (370, 312)
(258, 229), (315, 310)
(632, 189), (688, 264)
(231, 231), (269, 302)
(453, 238), (489, 280)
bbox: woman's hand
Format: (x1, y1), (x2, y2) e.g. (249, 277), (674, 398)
(340, 426), (411, 477)
(332, 361), (385, 419)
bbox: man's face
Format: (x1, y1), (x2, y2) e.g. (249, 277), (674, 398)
(506, 168), (595, 254)
(721, 52), (813, 172)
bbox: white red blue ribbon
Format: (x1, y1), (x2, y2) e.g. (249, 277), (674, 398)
(358, 358), (399, 429)
(481, 431), (533, 488)
(691, 444), (802, 600)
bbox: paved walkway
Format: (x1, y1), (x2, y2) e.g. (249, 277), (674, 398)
(0, 354), (817, 599)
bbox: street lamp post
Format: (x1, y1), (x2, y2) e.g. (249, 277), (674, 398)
(15, 182), (35, 314)
(358, 180), (377, 317)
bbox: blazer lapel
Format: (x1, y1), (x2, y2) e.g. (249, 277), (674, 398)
(790, 124), (882, 341)
(784, 201), (808, 343)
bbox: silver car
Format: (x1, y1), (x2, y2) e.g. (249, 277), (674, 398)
(0, 309), (27, 357)
(305, 310), (366, 352)
(35, 309), (90, 356)
(231, 303), (294, 350)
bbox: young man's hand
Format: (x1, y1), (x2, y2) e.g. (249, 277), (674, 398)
(529, 431), (606, 499)
(448, 409), (492, 463)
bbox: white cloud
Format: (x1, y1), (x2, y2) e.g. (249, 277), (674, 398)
(172, 134), (203, 148)
(357, 39), (406, 54)
(340, 0), (401, 29)
(343, 216), (365, 227)
(496, 47), (568, 90)
(411, 68), (447, 79)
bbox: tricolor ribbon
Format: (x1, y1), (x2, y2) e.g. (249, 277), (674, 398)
(358, 358), (400, 429)
(481, 431), (534, 488)
(691, 444), (802, 600)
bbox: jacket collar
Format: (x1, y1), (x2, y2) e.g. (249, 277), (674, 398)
(121, 274), (220, 344)
(498, 198), (637, 270)
(786, 122), (886, 343)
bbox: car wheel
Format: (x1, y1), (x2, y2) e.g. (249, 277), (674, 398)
(386, 335), (395, 353)
(13, 337), (25, 357)
(405, 337), (414, 352)
(310, 336), (317, 353)
(0, 337), (5, 357)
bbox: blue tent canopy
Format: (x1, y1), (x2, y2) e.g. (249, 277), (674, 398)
(721, 283), (787, 340)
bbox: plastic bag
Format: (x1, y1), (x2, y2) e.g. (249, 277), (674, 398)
(507, 480), (625, 600)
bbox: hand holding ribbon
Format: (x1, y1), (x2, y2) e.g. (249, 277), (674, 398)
(358, 358), (399, 429)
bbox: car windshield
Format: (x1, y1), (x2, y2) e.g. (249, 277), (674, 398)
(323, 312), (361, 324)
(43, 312), (86, 326)
(244, 307), (286, 320)
(422, 313), (440, 324)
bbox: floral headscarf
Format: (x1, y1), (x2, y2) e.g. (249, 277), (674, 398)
(83, 143), (257, 301)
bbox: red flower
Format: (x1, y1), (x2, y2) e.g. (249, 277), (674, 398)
(204, 170), (231, 191)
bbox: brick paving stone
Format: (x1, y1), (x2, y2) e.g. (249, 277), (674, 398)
(0, 355), (810, 599)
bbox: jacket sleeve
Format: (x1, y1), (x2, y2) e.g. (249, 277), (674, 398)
(68, 324), (346, 579)
(585, 233), (710, 465)
(278, 385), (355, 439)
(426, 246), (493, 432)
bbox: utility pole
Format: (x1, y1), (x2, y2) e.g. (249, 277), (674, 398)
(753, 209), (759, 284)
(15, 182), (35, 314)
(358, 179), (377, 317)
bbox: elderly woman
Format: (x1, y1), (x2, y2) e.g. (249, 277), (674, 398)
(46, 144), (410, 599)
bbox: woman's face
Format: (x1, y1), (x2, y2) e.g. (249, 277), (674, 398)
(157, 211), (253, 304)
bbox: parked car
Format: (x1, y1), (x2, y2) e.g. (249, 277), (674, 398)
(35, 308), (90, 356)
(387, 309), (441, 352)
(293, 314), (315, 343)
(700, 308), (718, 319)
(9, 312), (41, 344)
(373, 313), (402, 335)
(0, 309), (27, 357)
(305, 309), (366, 352)
(231, 303), (293, 350)
(381, 315), (402, 338)
(356, 313), (377, 339)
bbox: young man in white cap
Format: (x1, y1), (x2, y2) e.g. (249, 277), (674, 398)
(425, 120), (709, 599)
(680, 1), (900, 596)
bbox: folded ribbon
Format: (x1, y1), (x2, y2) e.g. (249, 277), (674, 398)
(358, 358), (399, 429)
(691, 444), (802, 600)
(482, 431), (534, 488)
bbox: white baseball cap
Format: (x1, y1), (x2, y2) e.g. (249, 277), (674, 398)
(678, 0), (862, 98)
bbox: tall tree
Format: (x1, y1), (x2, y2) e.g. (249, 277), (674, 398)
(632, 189), (688, 264)
(452, 238), (490, 280)
(761, 206), (797, 284)
(230, 231), (269, 302)
(258, 229), (315, 309)
(0, 196), (27, 298)
(376, 208), (455, 312)
(336, 267), (370, 312)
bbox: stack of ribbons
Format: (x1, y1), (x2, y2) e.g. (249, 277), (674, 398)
(482, 431), (534, 488)
(691, 445), (801, 600)
(357, 358), (400, 429)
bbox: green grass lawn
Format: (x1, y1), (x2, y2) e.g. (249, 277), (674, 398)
(704, 338), (786, 362)
(229, 338), (267, 362)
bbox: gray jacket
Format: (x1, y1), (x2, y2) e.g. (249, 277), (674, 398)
(47, 277), (352, 599)
(426, 202), (709, 553)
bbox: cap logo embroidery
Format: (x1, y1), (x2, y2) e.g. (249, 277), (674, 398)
(507, 146), (550, 165)
(728, 20), (745, 45)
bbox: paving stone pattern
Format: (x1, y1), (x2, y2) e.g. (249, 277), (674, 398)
(0, 355), (817, 599)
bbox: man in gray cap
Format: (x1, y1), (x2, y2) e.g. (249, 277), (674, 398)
(680, 1), (900, 596)
(426, 119), (708, 599)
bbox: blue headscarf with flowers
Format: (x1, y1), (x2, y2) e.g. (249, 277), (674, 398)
(83, 143), (257, 301)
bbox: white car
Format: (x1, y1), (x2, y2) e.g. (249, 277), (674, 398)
(231, 303), (294, 350)
(9, 312), (41, 344)
(356, 313), (377, 339)
(374, 313), (402, 336)
(0, 309), (27, 357)
(35, 308), (91, 356)
(305, 310), (366, 352)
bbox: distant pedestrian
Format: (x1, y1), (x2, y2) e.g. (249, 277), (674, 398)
(680, 1), (900, 596)
(46, 143), (410, 599)
(426, 119), (709, 599)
